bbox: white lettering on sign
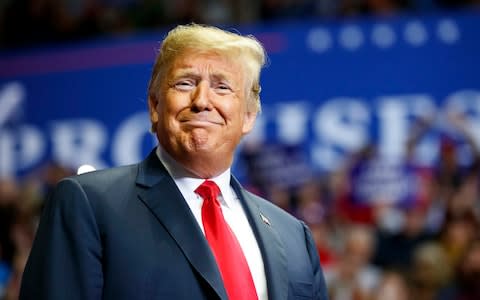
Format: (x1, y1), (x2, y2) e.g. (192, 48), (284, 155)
(0, 126), (45, 176)
(111, 111), (153, 166)
(275, 102), (310, 145)
(377, 94), (436, 159)
(310, 97), (370, 169)
(1, 81), (480, 177)
(50, 119), (108, 170)
(0, 82), (25, 126)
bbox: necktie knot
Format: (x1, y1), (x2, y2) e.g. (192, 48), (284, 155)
(195, 180), (221, 203)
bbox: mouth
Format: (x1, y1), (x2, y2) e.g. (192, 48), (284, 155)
(181, 119), (222, 126)
(179, 112), (224, 126)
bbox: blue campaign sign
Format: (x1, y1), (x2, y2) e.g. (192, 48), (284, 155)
(0, 10), (479, 178)
(349, 159), (420, 207)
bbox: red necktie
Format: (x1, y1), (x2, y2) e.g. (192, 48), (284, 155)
(195, 180), (258, 300)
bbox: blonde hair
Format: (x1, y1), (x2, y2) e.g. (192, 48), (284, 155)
(148, 24), (266, 114)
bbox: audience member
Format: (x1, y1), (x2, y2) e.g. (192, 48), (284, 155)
(436, 239), (480, 300)
(327, 225), (381, 300)
(410, 242), (451, 300)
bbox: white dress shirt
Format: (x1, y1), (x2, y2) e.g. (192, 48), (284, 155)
(156, 146), (268, 300)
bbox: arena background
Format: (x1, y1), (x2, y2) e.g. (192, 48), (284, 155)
(1, 1), (479, 299)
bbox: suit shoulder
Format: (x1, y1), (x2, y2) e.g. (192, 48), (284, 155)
(48, 164), (141, 217)
(61, 164), (138, 193)
(71, 164), (136, 182)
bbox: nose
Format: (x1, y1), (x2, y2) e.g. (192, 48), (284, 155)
(191, 80), (212, 111)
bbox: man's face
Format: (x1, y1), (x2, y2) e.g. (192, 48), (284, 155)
(149, 50), (257, 177)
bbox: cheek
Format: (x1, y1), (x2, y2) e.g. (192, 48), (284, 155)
(222, 100), (246, 121)
(165, 91), (191, 113)
(158, 97), (179, 120)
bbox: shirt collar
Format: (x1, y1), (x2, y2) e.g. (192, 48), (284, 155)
(155, 146), (233, 207)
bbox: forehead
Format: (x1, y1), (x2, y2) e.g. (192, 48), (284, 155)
(169, 50), (245, 81)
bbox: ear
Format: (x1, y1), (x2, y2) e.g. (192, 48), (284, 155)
(242, 111), (257, 135)
(148, 95), (159, 124)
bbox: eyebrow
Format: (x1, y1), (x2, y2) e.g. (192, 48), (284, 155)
(171, 69), (200, 80)
(172, 69), (233, 84)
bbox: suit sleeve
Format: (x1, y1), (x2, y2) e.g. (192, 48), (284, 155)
(19, 178), (103, 300)
(302, 222), (329, 300)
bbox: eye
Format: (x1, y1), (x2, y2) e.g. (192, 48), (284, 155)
(173, 79), (195, 91)
(213, 82), (233, 95)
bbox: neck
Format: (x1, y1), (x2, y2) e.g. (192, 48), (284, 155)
(156, 145), (231, 179)
(180, 153), (232, 178)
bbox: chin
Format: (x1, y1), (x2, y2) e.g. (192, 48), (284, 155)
(189, 145), (217, 155)
(185, 136), (216, 152)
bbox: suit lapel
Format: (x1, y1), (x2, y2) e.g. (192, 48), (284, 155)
(231, 178), (289, 300)
(135, 151), (227, 300)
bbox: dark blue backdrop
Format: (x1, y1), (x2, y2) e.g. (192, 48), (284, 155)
(1, 10), (479, 180)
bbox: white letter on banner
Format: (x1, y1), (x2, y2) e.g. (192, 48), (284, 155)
(51, 119), (108, 170)
(0, 131), (14, 176)
(377, 94), (435, 159)
(445, 89), (480, 149)
(0, 82), (25, 126)
(0, 126), (45, 176)
(315, 97), (370, 150)
(312, 98), (370, 170)
(275, 102), (309, 145)
(111, 111), (153, 166)
(378, 98), (408, 159)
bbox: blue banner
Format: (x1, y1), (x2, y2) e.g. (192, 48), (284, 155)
(1, 11), (479, 179)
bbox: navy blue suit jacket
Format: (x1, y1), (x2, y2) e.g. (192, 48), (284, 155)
(20, 150), (328, 299)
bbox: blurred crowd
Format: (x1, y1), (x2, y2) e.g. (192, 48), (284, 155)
(239, 111), (480, 300)
(1, 0), (480, 49)
(1, 1), (480, 300)
(1, 109), (479, 300)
